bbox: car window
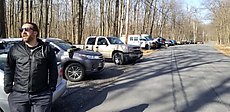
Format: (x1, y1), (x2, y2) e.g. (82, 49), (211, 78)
(134, 37), (138, 41)
(130, 37), (133, 41)
(0, 40), (20, 54)
(140, 38), (146, 41)
(49, 39), (72, 51)
(87, 38), (96, 45)
(97, 38), (108, 45)
(107, 37), (124, 44)
(0, 43), (5, 49)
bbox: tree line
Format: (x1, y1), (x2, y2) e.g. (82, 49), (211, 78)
(204, 0), (230, 44)
(0, 0), (226, 45)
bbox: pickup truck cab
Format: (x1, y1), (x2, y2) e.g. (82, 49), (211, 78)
(77, 36), (143, 65)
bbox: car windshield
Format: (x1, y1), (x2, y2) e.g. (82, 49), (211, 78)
(49, 39), (73, 51)
(144, 36), (152, 41)
(107, 37), (124, 44)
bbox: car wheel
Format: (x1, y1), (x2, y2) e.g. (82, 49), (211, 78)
(113, 52), (124, 65)
(64, 63), (85, 82)
(145, 44), (150, 50)
(165, 44), (169, 47)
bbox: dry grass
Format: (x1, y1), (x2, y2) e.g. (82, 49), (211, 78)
(215, 44), (230, 56)
(142, 49), (157, 56)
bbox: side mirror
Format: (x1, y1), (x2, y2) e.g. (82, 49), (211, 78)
(53, 47), (60, 54)
(67, 48), (74, 58)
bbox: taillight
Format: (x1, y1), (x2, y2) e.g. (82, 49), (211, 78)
(59, 67), (63, 78)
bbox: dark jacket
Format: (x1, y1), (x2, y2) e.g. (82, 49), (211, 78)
(4, 39), (58, 94)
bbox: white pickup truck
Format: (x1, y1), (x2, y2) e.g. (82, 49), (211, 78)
(75, 36), (143, 65)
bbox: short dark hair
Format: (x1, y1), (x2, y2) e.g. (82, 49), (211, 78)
(23, 22), (39, 37)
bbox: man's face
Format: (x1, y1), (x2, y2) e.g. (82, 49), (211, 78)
(20, 24), (37, 43)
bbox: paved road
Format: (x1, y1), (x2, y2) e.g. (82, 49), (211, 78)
(53, 44), (230, 112)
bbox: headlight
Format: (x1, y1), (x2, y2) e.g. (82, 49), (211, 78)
(78, 54), (101, 59)
(128, 47), (133, 52)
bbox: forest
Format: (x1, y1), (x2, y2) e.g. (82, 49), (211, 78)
(0, 0), (230, 45)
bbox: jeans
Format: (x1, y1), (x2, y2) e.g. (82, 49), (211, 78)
(8, 90), (53, 112)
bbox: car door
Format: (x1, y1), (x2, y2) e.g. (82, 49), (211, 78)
(94, 37), (112, 58)
(85, 37), (96, 51)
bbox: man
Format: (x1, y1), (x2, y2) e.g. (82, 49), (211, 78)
(4, 22), (58, 112)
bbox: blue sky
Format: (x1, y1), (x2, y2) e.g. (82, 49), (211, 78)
(185, 0), (202, 8)
(183, 0), (211, 24)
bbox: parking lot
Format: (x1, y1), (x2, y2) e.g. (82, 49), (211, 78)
(52, 44), (230, 112)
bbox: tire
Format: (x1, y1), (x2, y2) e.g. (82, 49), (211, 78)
(145, 44), (150, 50)
(165, 44), (169, 47)
(64, 63), (85, 82)
(113, 52), (124, 65)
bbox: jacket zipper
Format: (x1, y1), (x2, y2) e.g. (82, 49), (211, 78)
(28, 45), (42, 93)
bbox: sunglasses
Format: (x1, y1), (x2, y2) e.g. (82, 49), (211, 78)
(19, 28), (34, 32)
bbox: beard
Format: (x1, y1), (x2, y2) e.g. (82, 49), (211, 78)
(22, 34), (34, 43)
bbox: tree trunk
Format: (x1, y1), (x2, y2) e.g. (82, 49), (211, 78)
(39, 0), (43, 37)
(44, 0), (49, 38)
(23, 0), (29, 22)
(119, 0), (124, 37)
(77, 0), (83, 44)
(48, 0), (53, 37)
(113, 0), (119, 36)
(133, 0), (139, 34)
(65, 0), (69, 40)
(150, 0), (157, 35)
(71, 0), (76, 43)
(106, 0), (112, 35)
(100, 0), (105, 35)
(142, 0), (151, 34)
(0, 0), (6, 37)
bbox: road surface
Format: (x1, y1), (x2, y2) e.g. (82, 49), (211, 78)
(53, 44), (230, 112)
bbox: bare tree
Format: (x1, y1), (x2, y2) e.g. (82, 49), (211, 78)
(39, 0), (43, 36)
(44, 0), (49, 38)
(0, 0), (6, 37)
(76, 0), (83, 44)
(150, 0), (157, 36)
(113, 0), (119, 36)
(23, 0), (29, 22)
(100, 0), (105, 35)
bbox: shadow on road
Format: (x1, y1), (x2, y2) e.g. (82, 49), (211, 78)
(120, 104), (149, 112)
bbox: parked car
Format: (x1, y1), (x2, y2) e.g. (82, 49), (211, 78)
(141, 34), (159, 49)
(0, 38), (105, 82)
(42, 38), (105, 82)
(0, 53), (67, 112)
(75, 36), (142, 65)
(153, 37), (166, 48)
(165, 40), (174, 47)
(0, 38), (21, 54)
